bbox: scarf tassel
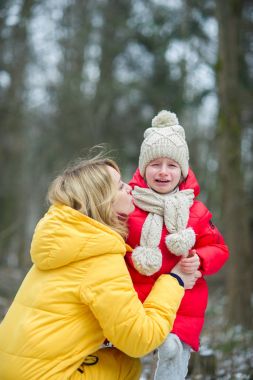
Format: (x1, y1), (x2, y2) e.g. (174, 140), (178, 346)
(165, 227), (196, 257)
(132, 246), (162, 276)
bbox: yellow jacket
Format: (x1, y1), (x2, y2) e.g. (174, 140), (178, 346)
(0, 204), (184, 380)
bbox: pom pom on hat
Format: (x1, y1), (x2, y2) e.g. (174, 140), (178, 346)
(139, 109), (189, 178)
(152, 110), (179, 128)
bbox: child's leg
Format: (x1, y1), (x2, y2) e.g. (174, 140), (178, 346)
(70, 347), (142, 380)
(154, 333), (191, 380)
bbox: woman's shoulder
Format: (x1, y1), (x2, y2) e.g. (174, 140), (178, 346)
(31, 204), (126, 271)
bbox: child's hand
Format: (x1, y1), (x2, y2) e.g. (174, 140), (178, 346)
(170, 265), (202, 290)
(179, 250), (200, 274)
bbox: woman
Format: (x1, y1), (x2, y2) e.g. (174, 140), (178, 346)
(0, 154), (201, 380)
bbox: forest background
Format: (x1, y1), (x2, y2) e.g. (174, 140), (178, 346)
(0, 0), (252, 378)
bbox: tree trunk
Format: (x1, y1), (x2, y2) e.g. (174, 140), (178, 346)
(216, 0), (253, 328)
(0, 0), (34, 267)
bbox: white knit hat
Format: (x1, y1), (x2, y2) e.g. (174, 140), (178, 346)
(139, 110), (189, 178)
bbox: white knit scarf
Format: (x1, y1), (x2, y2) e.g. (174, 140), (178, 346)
(131, 186), (196, 276)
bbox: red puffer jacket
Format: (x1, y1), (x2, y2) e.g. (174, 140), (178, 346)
(125, 168), (229, 351)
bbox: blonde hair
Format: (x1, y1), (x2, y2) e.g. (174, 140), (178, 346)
(47, 155), (128, 238)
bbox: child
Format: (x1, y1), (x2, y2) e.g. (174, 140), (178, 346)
(0, 154), (200, 380)
(125, 110), (229, 379)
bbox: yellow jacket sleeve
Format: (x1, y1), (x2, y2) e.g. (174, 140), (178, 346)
(80, 253), (184, 358)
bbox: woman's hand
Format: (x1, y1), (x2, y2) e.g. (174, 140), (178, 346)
(171, 259), (202, 290)
(179, 250), (200, 274)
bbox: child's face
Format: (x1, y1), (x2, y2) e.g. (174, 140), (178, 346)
(145, 157), (181, 194)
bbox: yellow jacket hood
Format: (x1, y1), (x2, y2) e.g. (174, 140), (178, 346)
(31, 204), (129, 270)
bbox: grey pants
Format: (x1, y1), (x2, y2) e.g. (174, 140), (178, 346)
(154, 333), (191, 380)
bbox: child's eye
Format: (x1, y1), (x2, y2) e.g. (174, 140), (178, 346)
(169, 164), (178, 168)
(119, 183), (124, 190)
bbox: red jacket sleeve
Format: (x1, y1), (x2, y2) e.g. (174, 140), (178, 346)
(194, 209), (229, 275)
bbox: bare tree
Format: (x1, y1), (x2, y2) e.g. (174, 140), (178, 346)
(216, 0), (253, 328)
(0, 0), (35, 267)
